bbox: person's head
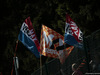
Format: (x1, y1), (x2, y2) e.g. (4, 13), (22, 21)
(72, 63), (77, 71)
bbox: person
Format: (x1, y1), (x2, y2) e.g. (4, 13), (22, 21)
(72, 63), (83, 75)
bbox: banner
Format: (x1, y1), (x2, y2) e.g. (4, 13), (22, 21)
(65, 14), (83, 46)
(40, 25), (74, 63)
(18, 17), (40, 58)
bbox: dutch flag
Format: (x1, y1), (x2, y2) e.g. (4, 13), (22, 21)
(18, 17), (40, 58)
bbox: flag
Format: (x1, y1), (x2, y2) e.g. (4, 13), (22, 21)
(40, 25), (74, 63)
(18, 17), (40, 58)
(64, 14), (83, 46)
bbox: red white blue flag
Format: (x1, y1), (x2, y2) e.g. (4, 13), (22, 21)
(64, 14), (83, 46)
(18, 17), (40, 58)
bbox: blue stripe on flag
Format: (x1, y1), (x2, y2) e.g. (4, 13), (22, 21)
(64, 33), (78, 46)
(64, 33), (83, 49)
(18, 30), (40, 58)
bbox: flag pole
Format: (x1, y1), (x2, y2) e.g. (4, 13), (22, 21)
(40, 54), (42, 75)
(11, 40), (19, 75)
(14, 40), (18, 57)
(40, 25), (42, 75)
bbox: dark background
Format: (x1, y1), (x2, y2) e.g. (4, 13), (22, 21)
(0, 0), (100, 75)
